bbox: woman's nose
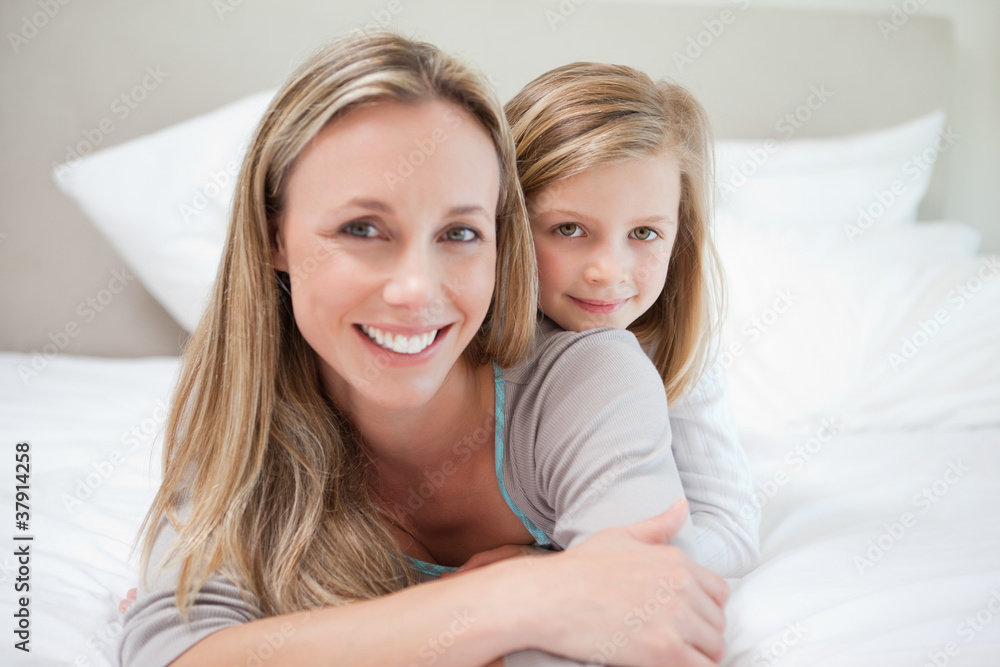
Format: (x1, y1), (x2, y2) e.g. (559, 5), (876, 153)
(382, 243), (439, 314)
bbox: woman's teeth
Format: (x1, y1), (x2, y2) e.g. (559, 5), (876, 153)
(360, 325), (439, 354)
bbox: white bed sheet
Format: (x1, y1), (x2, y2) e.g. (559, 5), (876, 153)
(1, 352), (998, 666)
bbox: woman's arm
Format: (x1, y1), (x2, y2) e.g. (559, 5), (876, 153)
(123, 504), (725, 667)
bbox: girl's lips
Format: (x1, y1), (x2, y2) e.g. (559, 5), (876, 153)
(568, 296), (630, 315)
(354, 323), (453, 366)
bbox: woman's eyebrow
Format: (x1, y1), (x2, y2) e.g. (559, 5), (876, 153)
(344, 197), (393, 213)
(340, 200), (488, 219)
(446, 204), (491, 219)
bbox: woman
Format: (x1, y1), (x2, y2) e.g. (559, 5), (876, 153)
(118, 31), (728, 667)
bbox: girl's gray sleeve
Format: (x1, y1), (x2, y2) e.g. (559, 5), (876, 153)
(505, 327), (697, 667)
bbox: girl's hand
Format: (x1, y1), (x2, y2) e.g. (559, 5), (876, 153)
(118, 587), (137, 614)
(520, 499), (729, 666)
(440, 544), (554, 579)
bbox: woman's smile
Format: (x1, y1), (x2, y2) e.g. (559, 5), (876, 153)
(356, 323), (452, 360)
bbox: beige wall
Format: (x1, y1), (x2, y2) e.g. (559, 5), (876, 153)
(0, 0), (987, 359)
(612, 0), (1000, 252)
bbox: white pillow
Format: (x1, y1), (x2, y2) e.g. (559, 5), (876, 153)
(717, 221), (999, 433)
(715, 110), (949, 247)
(54, 89), (276, 332)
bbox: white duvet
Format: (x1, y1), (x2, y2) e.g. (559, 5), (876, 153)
(1, 352), (998, 666)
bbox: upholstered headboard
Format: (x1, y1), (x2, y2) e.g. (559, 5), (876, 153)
(0, 0), (955, 355)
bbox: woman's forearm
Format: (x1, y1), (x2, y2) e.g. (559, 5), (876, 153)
(170, 562), (537, 667)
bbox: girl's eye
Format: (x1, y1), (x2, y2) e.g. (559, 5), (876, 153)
(443, 227), (479, 242)
(630, 227), (659, 241)
(344, 221), (378, 238)
(557, 223), (583, 237)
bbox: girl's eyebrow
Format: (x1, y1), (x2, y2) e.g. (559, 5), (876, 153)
(542, 208), (676, 227)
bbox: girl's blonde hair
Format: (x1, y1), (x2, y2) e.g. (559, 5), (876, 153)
(505, 62), (724, 404)
(138, 30), (537, 618)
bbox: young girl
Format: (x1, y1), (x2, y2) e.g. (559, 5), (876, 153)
(116, 33), (728, 667)
(504, 63), (760, 578)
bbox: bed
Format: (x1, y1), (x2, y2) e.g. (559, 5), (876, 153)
(3, 1), (999, 665)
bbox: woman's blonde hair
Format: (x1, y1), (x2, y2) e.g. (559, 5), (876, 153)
(505, 62), (724, 404)
(137, 30), (537, 618)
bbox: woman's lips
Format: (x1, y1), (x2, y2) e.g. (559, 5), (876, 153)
(568, 296), (630, 314)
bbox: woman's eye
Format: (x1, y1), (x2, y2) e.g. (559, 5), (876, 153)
(557, 223), (583, 237)
(443, 227), (479, 242)
(630, 227), (659, 241)
(343, 221), (378, 238)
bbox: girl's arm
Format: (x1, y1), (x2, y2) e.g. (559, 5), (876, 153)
(121, 504), (725, 667)
(493, 326), (729, 666)
(669, 364), (761, 578)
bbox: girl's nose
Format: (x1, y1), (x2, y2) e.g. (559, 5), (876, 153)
(582, 244), (629, 287)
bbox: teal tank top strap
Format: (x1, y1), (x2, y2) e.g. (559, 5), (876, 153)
(401, 363), (550, 579)
(405, 556), (457, 577)
(493, 362), (550, 547)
